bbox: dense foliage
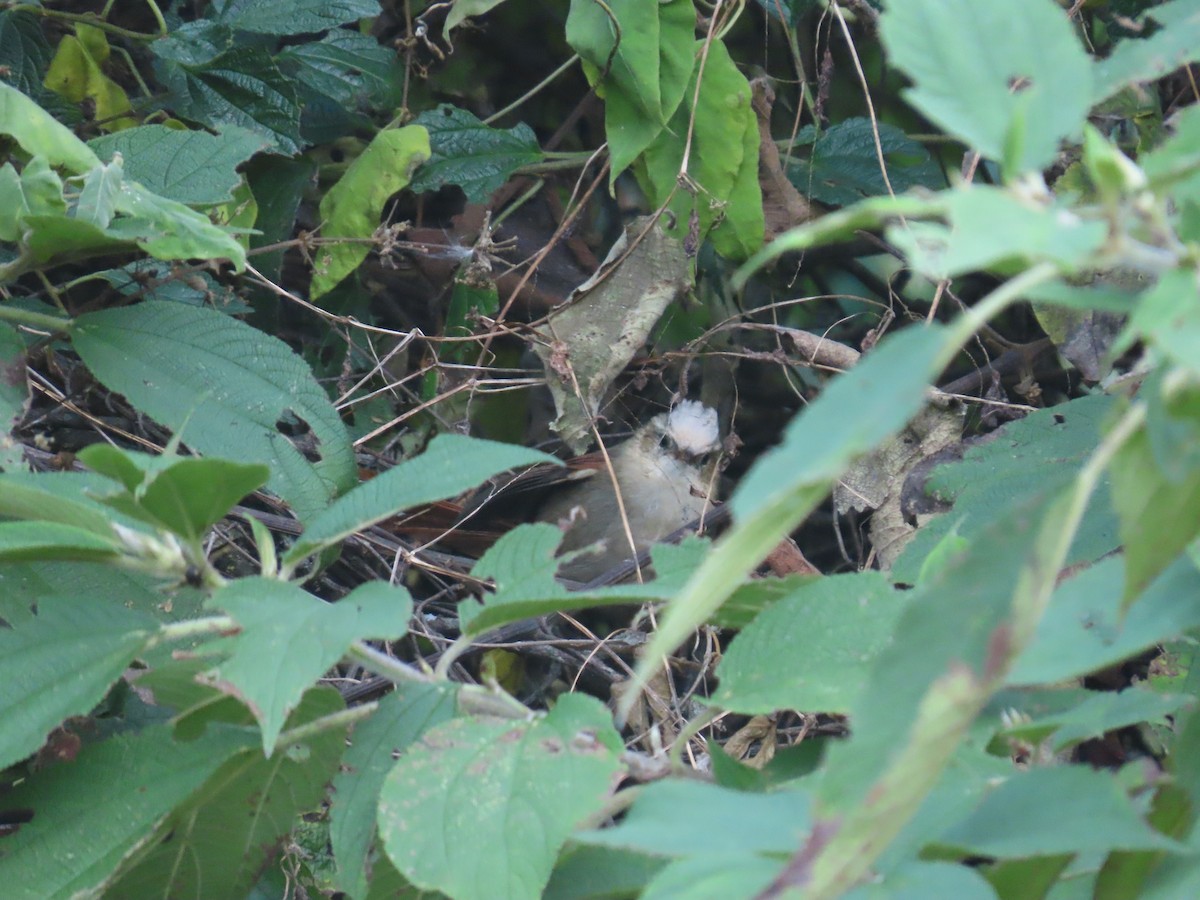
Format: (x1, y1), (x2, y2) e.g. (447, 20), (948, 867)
(2, 0), (1200, 897)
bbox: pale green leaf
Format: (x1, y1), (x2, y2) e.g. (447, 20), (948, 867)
(880, 0), (1091, 174)
(204, 578), (412, 753)
(379, 693), (624, 900)
(1093, 0), (1200, 104)
(713, 573), (904, 715)
(0, 80), (100, 173)
(0, 595), (155, 771)
(311, 125), (431, 298)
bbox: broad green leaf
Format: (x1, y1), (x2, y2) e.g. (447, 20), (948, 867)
(712, 572), (904, 715)
(284, 434), (554, 565)
(630, 325), (949, 715)
(89, 124), (269, 205)
(1110, 420), (1200, 603)
(893, 393), (1117, 584)
(410, 105), (542, 203)
(103, 689), (346, 899)
(936, 766), (1184, 858)
(379, 693), (624, 900)
(216, 0), (378, 34)
(0, 81), (99, 173)
(566, 0), (696, 179)
(13, 156), (67, 221)
(77, 445), (270, 542)
(636, 38), (763, 260)
(278, 30), (403, 116)
(203, 578), (412, 753)
(1141, 104), (1200, 205)
(331, 684), (459, 899)
(880, 0), (1091, 175)
(1010, 555), (1200, 686)
(311, 124), (431, 298)
(0, 521), (121, 563)
(70, 301), (357, 523)
(74, 155), (122, 228)
(579, 780), (810, 858)
(788, 118), (945, 206)
(111, 180), (247, 268)
(245, 153), (316, 281)
(0, 594), (156, 771)
(1, 215), (129, 280)
(1093, 0), (1200, 104)
(0, 10), (54, 97)
(0, 321), (27, 471)
(886, 185), (1107, 280)
(156, 47), (303, 154)
(1127, 268), (1200, 378)
(844, 862), (996, 900)
(0, 723), (257, 900)
(0, 471), (127, 538)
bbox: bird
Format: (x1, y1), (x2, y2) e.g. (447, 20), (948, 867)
(533, 400), (722, 582)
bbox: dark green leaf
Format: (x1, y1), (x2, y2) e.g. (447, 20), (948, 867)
(217, 0), (379, 34)
(156, 47), (303, 154)
(788, 118), (945, 206)
(411, 105), (542, 203)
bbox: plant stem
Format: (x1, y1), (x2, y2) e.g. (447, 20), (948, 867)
(274, 702), (378, 749)
(0, 304), (71, 333)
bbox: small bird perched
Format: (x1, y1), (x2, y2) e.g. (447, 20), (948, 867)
(535, 400), (721, 582)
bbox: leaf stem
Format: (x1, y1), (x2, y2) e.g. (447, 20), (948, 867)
(0, 304), (72, 334)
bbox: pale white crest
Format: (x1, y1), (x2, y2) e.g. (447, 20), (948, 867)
(666, 401), (719, 455)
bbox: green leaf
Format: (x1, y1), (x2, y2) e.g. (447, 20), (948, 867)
(639, 855), (784, 900)
(216, 0), (379, 34)
(579, 779), (810, 858)
(545, 846), (667, 900)
(1127, 268), (1200, 378)
(78, 445), (270, 542)
(879, 0), (1092, 175)
(70, 301), (357, 523)
(712, 572), (904, 715)
(0, 521), (121, 563)
(892, 394), (1118, 584)
(41, 27), (135, 132)
(443, 0), (510, 38)
(410, 105), (542, 203)
(89, 124), (269, 205)
(204, 578), (412, 753)
(379, 693), (624, 900)
(936, 766), (1184, 858)
(0, 10), (55, 97)
(0, 595), (156, 771)
(1010, 555), (1200, 686)
(278, 29), (402, 111)
(0, 471), (127, 538)
(331, 684), (459, 899)
(103, 689), (346, 899)
(565, 0), (696, 180)
(284, 434), (554, 565)
(1093, 0), (1200, 104)
(788, 118), (945, 206)
(0, 723), (257, 900)
(0, 81), (99, 173)
(74, 155), (123, 228)
(1110, 419), (1200, 603)
(111, 179), (248, 268)
(311, 124), (431, 298)
(886, 185), (1107, 279)
(156, 47), (303, 154)
(997, 686), (1194, 754)
(0, 321), (27, 472)
(636, 38), (763, 260)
